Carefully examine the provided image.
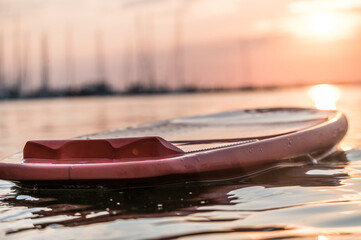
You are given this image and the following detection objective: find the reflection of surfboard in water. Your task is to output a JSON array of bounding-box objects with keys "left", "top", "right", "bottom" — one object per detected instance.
[{"left": 0, "top": 108, "right": 348, "bottom": 187}]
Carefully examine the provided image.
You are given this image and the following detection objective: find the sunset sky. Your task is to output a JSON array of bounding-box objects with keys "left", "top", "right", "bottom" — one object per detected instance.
[{"left": 1, "top": 0, "right": 361, "bottom": 91}]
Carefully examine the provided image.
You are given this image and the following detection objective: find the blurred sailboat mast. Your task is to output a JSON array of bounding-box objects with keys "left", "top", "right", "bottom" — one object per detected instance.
[
  {"left": 40, "top": 33, "right": 50, "bottom": 95},
  {"left": 94, "top": 29, "right": 107, "bottom": 84},
  {"left": 240, "top": 39, "right": 253, "bottom": 88},
  {"left": 65, "top": 24, "right": 75, "bottom": 92},
  {"left": 173, "top": 1, "right": 194, "bottom": 90},
  {"left": 134, "top": 14, "right": 144, "bottom": 88},
  {"left": 13, "top": 17, "right": 22, "bottom": 95},
  {"left": 174, "top": 7, "right": 185, "bottom": 89},
  {"left": 122, "top": 34, "right": 135, "bottom": 90},
  {"left": 134, "top": 14, "right": 156, "bottom": 90},
  {"left": 22, "top": 32, "right": 30, "bottom": 95},
  {"left": 0, "top": 32, "right": 4, "bottom": 95},
  {"left": 145, "top": 15, "right": 156, "bottom": 89}
]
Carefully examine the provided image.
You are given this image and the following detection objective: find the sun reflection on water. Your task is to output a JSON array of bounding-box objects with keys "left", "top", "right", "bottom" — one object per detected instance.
[
  {"left": 341, "top": 145, "right": 352, "bottom": 152},
  {"left": 318, "top": 235, "right": 329, "bottom": 240},
  {"left": 309, "top": 84, "right": 340, "bottom": 110}
]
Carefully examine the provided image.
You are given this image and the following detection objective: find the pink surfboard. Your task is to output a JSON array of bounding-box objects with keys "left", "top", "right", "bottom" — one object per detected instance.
[{"left": 0, "top": 108, "right": 348, "bottom": 187}]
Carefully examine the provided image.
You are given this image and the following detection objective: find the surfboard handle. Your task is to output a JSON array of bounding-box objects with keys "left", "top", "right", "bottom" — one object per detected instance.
[{"left": 23, "top": 137, "right": 184, "bottom": 161}]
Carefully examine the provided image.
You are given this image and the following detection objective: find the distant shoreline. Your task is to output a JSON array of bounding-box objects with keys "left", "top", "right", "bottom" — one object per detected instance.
[{"left": 0, "top": 82, "right": 358, "bottom": 101}]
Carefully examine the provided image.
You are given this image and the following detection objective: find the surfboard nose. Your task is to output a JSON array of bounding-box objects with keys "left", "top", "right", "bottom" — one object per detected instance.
[{"left": 23, "top": 137, "right": 184, "bottom": 162}]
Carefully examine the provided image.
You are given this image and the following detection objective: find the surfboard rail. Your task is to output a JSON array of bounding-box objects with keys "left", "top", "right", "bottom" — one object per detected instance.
[{"left": 0, "top": 108, "right": 348, "bottom": 186}]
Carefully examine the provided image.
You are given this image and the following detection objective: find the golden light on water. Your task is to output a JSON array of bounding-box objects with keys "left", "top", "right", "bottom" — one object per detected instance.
[
  {"left": 309, "top": 84, "right": 340, "bottom": 110},
  {"left": 341, "top": 145, "right": 352, "bottom": 152},
  {"left": 318, "top": 235, "right": 329, "bottom": 240}
]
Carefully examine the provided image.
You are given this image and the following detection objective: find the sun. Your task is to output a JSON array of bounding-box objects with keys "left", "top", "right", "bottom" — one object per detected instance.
[
  {"left": 287, "top": 11, "right": 355, "bottom": 40},
  {"left": 309, "top": 12, "right": 337, "bottom": 35},
  {"left": 304, "top": 12, "right": 343, "bottom": 39}
]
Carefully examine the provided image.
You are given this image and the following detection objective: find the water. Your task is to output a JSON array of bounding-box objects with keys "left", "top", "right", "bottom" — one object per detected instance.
[{"left": 1, "top": 85, "right": 361, "bottom": 239}]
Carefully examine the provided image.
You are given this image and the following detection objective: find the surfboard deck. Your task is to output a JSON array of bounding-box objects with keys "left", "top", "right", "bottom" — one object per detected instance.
[{"left": 0, "top": 108, "right": 348, "bottom": 188}]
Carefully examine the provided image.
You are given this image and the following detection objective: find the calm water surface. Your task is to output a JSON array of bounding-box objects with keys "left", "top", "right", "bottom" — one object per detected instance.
[{"left": 1, "top": 85, "right": 361, "bottom": 239}]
